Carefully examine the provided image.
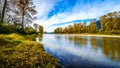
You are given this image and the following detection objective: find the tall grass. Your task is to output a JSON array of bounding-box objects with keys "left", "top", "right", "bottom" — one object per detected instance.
[{"left": 0, "top": 34, "right": 60, "bottom": 68}]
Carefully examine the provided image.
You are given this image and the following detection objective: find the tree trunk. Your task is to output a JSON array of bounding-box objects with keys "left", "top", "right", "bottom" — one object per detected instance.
[
  {"left": 1, "top": 0, "right": 7, "bottom": 24},
  {"left": 21, "top": 8, "right": 25, "bottom": 30},
  {"left": 22, "top": 14, "right": 24, "bottom": 29}
]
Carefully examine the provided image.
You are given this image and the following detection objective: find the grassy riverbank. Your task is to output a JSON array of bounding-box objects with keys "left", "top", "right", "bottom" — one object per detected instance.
[{"left": 0, "top": 33, "right": 60, "bottom": 68}]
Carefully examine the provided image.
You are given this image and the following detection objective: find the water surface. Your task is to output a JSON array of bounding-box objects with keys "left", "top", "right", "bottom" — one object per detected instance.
[{"left": 41, "top": 34, "right": 120, "bottom": 68}]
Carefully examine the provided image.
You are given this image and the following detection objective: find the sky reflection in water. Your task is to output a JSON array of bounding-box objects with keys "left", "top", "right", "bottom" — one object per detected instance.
[{"left": 41, "top": 34, "right": 120, "bottom": 68}]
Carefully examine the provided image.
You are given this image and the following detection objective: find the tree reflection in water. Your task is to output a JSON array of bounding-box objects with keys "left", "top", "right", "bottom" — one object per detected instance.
[
  {"left": 36, "top": 34, "right": 43, "bottom": 42},
  {"left": 102, "top": 37, "right": 120, "bottom": 61},
  {"left": 63, "top": 35, "right": 120, "bottom": 62}
]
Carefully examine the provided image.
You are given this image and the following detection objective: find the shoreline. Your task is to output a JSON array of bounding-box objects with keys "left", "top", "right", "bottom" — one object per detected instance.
[{"left": 57, "top": 34, "right": 120, "bottom": 38}]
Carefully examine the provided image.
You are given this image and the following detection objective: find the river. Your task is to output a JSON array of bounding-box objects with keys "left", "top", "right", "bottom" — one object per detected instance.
[{"left": 40, "top": 34, "right": 120, "bottom": 68}]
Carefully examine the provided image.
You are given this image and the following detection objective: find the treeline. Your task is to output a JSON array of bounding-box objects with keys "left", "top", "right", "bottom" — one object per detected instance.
[
  {"left": 54, "top": 11, "right": 120, "bottom": 34},
  {"left": 0, "top": 0, "right": 43, "bottom": 34}
]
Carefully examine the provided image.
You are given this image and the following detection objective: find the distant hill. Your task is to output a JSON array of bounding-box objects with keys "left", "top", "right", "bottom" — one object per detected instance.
[
  {"left": 96, "top": 20, "right": 101, "bottom": 30},
  {"left": 44, "top": 32, "right": 54, "bottom": 34}
]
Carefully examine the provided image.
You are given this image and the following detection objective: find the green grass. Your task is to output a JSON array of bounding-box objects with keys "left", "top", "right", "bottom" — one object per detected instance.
[{"left": 0, "top": 33, "right": 60, "bottom": 68}]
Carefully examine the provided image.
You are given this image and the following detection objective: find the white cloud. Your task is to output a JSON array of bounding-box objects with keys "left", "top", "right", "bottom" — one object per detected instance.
[
  {"left": 33, "top": 0, "right": 120, "bottom": 32},
  {"left": 33, "top": 0, "right": 60, "bottom": 18}
]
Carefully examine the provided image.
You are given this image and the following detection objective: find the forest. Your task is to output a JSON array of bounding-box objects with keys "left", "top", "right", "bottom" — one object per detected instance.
[{"left": 54, "top": 11, "right": 120, "bottom": 34}]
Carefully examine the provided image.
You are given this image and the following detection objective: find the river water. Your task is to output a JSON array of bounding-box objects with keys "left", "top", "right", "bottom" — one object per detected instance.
[{"left": 40, "top": 34, "right": 120, "bottom": 68}]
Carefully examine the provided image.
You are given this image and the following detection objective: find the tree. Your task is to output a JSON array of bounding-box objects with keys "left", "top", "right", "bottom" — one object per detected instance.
[
  {"left": 0, "top": 0, "right": 7, "bottom": 24},
  {"left": 100, "top": 15, "right": 107, "bottom": 31},
  {"left": 17, "top": 0, "right": 37, "bottom": 29},
  {"left": 63, "top": 27, "right": 68, "bottom": 33},
  {"left": 113, "top": 12, "right": 120, "bottom": 30},
  {"left": 89, "top": 22, "right": 97, "bottom": 33},
  {"left": 81, "top": 22, "right": 87, "bottom": 33},
  {"left": 54, "top": 27, "right": 63, "bottom": 34},
  {"left": 68, "top": 25, "right": 74, "bottom": 34},
  {"left": 33, "top": 23, "right": 39, "bottom": 32},
  {"left": 39, "top": 25, "right": 43, "bottom": 34}
]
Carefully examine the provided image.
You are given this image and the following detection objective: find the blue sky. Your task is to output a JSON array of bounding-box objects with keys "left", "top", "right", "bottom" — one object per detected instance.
[{"left": 33, "top": 0, "right": 120, "bottom": 32}]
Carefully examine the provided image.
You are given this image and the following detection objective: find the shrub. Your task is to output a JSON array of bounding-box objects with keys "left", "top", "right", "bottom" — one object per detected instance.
[
  {"left": 0, "top": 24, "right": 36, "bottom": 35},
  {"left": 0, "top": 24, "right": 14, "bottom": 34}
]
